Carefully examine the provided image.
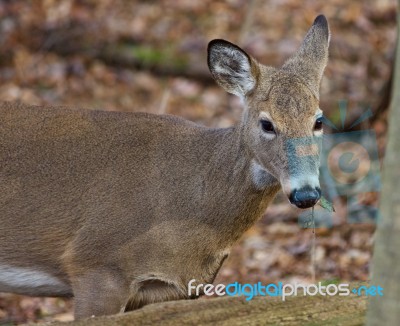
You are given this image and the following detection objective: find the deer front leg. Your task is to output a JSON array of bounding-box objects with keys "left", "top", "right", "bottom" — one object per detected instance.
[
  {"left": 71, "top": 268, "right": 129, "bottom": 319},
  {"left": 125, "top": 274, "right": 188, "bottom": 311}
]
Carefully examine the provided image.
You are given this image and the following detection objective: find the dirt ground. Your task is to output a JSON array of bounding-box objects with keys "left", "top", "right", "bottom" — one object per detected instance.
[{"left": 0, "top": 0, "right": 397, "bottom": 323}]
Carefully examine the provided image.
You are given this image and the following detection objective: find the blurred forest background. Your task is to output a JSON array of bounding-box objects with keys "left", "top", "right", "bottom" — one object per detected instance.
[{"left": 0, "top": 0, "right": 398, "bottom": 324}]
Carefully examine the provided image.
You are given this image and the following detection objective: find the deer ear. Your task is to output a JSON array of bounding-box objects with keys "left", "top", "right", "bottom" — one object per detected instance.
[
  {"left": 208, "top": 39, "right": 259, "bottom": 98},
  {"left": 282, "top": 15, "right": 330, "bottom": 98}
]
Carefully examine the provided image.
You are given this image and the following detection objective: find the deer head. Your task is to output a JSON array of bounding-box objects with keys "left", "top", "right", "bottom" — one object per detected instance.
[{"left": 207, "top": 15, "right": 330, "bottom": 208}]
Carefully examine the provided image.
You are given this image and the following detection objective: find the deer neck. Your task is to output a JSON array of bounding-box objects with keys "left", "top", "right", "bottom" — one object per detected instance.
[{"left": 198, "top": 125, "right": 281, "bottom": 245}]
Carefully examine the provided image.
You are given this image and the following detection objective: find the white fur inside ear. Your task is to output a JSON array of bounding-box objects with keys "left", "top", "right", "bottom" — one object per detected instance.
[{"left": 209, "top": 44, "right": 255, "bottom": 97}]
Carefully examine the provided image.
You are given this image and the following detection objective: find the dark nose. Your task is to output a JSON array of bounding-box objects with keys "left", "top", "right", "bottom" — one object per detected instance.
[{"left": 289, "top": 187, "right": 321, "bottom": 209}]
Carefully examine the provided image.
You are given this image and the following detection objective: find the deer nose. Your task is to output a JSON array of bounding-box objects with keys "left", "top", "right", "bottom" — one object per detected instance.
[{"left": 289, "top": 187, "right": 321, "bottom": 209}]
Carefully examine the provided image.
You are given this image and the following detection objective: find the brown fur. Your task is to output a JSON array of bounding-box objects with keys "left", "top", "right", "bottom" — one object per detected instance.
[{"left": 0, "top": 15, "right": 329, "bottom": 319}]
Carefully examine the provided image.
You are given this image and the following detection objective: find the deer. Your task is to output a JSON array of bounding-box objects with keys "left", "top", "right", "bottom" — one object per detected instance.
[{"left": 0, "top": 15, "right": 330, "bottom": 319}]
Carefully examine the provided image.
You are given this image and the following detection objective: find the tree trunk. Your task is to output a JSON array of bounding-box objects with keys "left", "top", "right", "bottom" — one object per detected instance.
[
  {"left": 48, "top": 292, "right": 366, "bottom": 326},
  {"left": 367, "top": 1, "right": 400, "bottom": 325}
]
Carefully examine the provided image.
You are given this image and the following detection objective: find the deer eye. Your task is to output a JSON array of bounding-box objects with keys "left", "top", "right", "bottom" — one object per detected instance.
[
  {"left": 260, "top": 120, "right": 275, "bottom": 133},
  {"left": 314, "top": 117, "right": 323, "bottom": 131}
]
